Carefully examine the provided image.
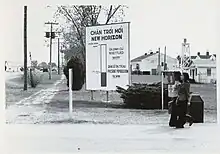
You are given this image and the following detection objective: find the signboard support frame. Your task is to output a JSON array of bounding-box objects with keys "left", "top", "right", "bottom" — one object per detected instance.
[
  {"left": 91, "top": 90, "right": 94, "bottom": 100},
  {"left": 106, "top": 91, "right": 109, "bottom": 102}
]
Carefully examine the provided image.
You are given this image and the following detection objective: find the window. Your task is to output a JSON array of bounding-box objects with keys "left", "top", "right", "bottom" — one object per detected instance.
[
  {"left": 151, "top": 69, "right": 157, "bottom": 75},
  {"left": 207, "top": 68, "right": 211, "bottom": 76}
]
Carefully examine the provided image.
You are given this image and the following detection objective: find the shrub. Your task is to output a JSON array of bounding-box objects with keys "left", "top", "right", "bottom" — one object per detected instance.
[
  {"left": 63, "top": 56, "right": 85, "bottom": 91},
  {"left": 116, "top": 82, "right": 168, "bottom": 109}
]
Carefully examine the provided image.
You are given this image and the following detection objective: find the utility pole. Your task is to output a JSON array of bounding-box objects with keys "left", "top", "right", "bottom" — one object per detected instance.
[
  {"left": 158, "top": 48, "right": 160, "bottom": 66},
  {"left": 23, "top": 6, "right": 28, "bottom": 91},
  {"left": 157, "top": 47, "right": 161, "bottom": 75},
  {"left": 45, "top": 22, "right": 58, "bottom": 80},
  {"left": 164, "top": 46, "right": 167, "bottom": 70},
  {"left": 58, "top": 38, "right": 60, "bottom": 75}
]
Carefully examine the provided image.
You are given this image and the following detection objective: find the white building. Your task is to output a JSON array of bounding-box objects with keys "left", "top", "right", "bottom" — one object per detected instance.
[
  {"left": 190, "top": 52, "right": 216, "bottom": 83},
  {"left": 5, "top": 61, "right": 24, "bottom": 72},
  {"left": 131, "top": 52, "right": 178, "bottom": 75}
]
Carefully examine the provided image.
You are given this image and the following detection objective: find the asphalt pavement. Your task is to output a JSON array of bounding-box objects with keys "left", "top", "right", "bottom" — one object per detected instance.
[{"left": 3, "top": 123, "right": 220, "bottom": 153}]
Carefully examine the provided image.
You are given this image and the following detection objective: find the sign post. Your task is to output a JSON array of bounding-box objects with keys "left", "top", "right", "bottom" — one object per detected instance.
[
  {"left": 69, "top": 69, "right": 73, "bottom": 115},
  {"left": 161, "top": 72, "right": 164, "bottom": 110},
  {"left": 85, "top": 22, "right": 130, "bottom": 92},
  {"left": 90, "top": 90, "right": 94, "bottom": 100}
]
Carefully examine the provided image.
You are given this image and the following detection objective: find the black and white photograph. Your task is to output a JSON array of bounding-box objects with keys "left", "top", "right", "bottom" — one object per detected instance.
[{"left": 2, "top": 0, "right": 220, "bottom": 153}]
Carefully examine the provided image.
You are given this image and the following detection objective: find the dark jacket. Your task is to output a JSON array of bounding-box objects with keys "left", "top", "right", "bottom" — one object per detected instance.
[{"left": 178, "top": 81, "right": 190, "bottom": 101}]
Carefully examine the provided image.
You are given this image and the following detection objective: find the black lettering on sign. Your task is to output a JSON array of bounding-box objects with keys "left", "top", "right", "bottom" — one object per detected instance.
[
  {"left": 108, "top": 65, "right": 113, "bottom": 68},
  {"left": 115, "top": 28, "right": 123, "bottom": 34},
  {"left": 108, "top": 70, "right": 116, "bottom": 73},
  {"left": 109, "top": 51, "right": 124, "bottom": 55},
  {"left": 113, "top": 75, "right": 120, "bottom": 78},
  {"left": 116, "top": 69, "right": 128, "bottom": 73},
  {"left": 91, "top": 36, "right": 100, "bottom": 41},
  {"left": 112, "top": 56, "right": 120, "bottom": 60},
  {"left": 119, "top": 65, "right": 126, "bottom": 68},
  {"left": 90, "top": 30, "right": 102, "bottom": 35},
  {"left": 108, "top": 69, "right": 128, "bottom": 73},
  {"left": 108, "top": 65, "right": 126, "bottom": 68},
  {"left": 101, "top": 34, "right": 122, "bottom": 41},
  {"left": 104, "top": 29, "right": 113, "bottom": 34}
]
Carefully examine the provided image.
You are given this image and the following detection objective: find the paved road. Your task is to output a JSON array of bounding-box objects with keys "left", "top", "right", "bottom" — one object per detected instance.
[{"left": 4, "top": 124, "right": 220, "bottom": 153}]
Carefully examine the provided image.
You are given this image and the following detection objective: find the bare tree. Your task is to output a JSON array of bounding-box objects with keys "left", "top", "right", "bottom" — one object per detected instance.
[{"left": 53, "top": 5, "right": 128, "bottom": 63}]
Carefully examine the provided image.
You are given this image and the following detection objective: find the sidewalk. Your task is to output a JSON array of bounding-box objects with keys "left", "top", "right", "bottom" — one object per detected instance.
[
  {"left": 5, "top": 73, "right": 63, "bottom": 107},
  {"left": 4, "top": 123, "right": 220, "bottom": 153},
  {"left": 6, "top": 75, "right": 65, "bottom": 123}
]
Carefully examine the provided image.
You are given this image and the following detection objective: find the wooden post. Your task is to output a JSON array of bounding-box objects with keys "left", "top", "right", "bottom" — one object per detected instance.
[
  {"left": 106, "top": 91, "right": 109, "bottom": 102},
  {"left": 161, "top": 72, "right": 164, "bottom": 110},
  {"left": 23, "top": 6, "right": 28, "bottom": 91},
  {"left": 91, "top": 90, "right": 94, "bottom": 100}
]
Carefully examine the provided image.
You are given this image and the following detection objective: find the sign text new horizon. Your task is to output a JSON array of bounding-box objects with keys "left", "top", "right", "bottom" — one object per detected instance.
[{"left": 90, "top": 27, "right": 124, "bottom": 41}]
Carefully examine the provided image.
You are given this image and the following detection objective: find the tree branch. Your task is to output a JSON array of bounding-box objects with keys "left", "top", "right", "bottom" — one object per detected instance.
[
  {"left": 94, "top": 6, "right": 101, "bottom": 25},
  {"left": 74, "top": 5, "right": 94, "bottom": 26},
  {"left": 57, "top": 6, "right": 72, "bottom": 23},
  {"left": 73, "top": 6, "right": 88, "bottom": 27},
  {"left": 91, "top": 6, "right": 94, "bottom": 25},
  {"left": 105, "top": 5, "right": 113, "bottom": 24},
  {"left": 105, "top": 5, "right": 121, "bottom": 24}
]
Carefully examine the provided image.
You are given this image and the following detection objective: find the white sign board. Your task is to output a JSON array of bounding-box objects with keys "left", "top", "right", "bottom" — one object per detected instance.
[{"left": 86, "top": 22, "right": 130, "bottom": 91}]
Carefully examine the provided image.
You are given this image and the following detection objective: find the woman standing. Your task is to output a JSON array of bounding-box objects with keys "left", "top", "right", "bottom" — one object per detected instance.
[
  {"left": 175, "top": 73, "right": 193, "bottom": 128},
  {"left": 169, "top": 72, "right": 181, "bottom": 127}
]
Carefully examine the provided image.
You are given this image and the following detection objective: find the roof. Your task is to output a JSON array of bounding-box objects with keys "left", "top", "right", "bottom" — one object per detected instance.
[
  {"left": 131, "top": 53, "right": 157, "bottom": 62},
  {"left": 191, "top": 54, "right": 216, "bottom": 59}
]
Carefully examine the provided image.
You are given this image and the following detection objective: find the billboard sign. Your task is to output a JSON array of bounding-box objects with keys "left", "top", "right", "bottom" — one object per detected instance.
[{"left": 86, "top": 22, "right": 130, "bottom": 91}]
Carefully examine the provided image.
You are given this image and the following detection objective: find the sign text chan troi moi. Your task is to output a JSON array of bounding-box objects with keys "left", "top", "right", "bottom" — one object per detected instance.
[{"left": 86, "top": 22, "right": 130, "bottom": 91}]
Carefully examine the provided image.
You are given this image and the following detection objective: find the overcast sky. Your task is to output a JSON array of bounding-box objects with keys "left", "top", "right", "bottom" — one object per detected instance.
[{"left": 2, "top": 0, "right": 219, "bottom": 65}]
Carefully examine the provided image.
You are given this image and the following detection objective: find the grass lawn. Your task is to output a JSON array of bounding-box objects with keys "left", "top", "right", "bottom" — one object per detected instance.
[
  {"left": 5, "top": 75, "right": 217, "bottom": 124},
  {"left": 43, "top": 80, "right": 216, "bottom": 124},
  {"left": 190, "top": 84, "right": 217, "bottom": 110}
]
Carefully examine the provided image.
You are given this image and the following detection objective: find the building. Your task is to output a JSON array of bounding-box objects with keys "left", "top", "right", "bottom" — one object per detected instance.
[
  {"left": 5, "top": 61, "right": 23, "bottom": 72},
  {"left": 131, "top": 52, "right": 178, "bottom": 75},
  {"left": 190, "top": 51, "right": 216, "bottom": 83}
]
